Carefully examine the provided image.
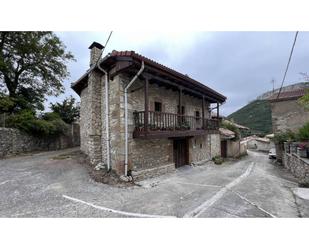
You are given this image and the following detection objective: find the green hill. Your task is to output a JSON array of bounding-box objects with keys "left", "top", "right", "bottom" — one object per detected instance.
[{"left": 228, "top": 100, "right": 272, "bottom": 136}]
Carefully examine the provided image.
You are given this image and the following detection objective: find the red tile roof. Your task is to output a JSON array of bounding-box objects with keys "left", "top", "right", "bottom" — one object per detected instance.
[
  {"left": 108, "top": 50, "right": 226, "bottom": 101},
  {"left": 269, "top": 89, "right": 307, "bottom": 102},
  {"left": 72, "top": 49, "right": 226, "bottom": 103}
]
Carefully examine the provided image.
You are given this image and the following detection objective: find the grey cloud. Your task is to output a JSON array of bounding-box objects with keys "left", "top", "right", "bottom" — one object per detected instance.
[{"left": 50, "top": 32, "right": 309, "bottom": 116}]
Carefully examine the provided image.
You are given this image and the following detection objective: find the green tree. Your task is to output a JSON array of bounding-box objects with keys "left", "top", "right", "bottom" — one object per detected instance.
[
  {"left": 298, "top": 89, "right": 309, "bottom": 110},
  {"left": 297, "top": 73, "right": 309, "bottom": 110},
  {"left": 50, "top": 96, "right": 80, "bottom": 124},
  {"left": 0, "top": 32, "right": 74, "bottom": 113}
]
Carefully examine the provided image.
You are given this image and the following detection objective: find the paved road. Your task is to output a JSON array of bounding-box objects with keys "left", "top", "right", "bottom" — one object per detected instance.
[{"left": 0, "top": 148, "right": 308, "bottom": 217}]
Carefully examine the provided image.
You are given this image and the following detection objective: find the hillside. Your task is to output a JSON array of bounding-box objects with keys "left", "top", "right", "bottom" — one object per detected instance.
[{"left": 228, "top": 100, "right": 272, "bottom": 135}]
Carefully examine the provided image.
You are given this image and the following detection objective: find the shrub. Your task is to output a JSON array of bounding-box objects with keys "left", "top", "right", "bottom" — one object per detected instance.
[
  {"left": 212, "top": 156, "right": 224, "bottom": 165},
  {"left": 273, "top": 130, "right": 296, "bottom": 144},
  {"left": 297, "top": 122, "right": 309, "bottom": 141},
  {"left": 6, "top": 110, "right": 68, "bottom": 137},
  {"left": 220, "top": 120, "right": 240, "bottom": 140}
]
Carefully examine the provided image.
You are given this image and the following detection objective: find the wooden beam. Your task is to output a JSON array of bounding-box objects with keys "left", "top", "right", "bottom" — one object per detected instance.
[
  {"left": 142, "top": 68, "right": 225, "bottom": 102},
  {"left": 217, "top": 102, "right": 219, "bottom": 118},
  {"left": 202, "top": 96, "right": 205, "bottom": 128},
  {"left": 144, "top": 78, "right": 149, "bottom": 135},
  {"left": 144, "top": 72, "right": 219, "bottom": 103},
  {"left": 178, "top": 87, "right": 183, "bottom": 115}
]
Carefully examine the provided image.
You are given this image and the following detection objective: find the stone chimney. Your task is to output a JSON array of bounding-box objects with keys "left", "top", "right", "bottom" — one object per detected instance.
[{"left": 88, "top": 42, "right": 104, "bottom": 67}]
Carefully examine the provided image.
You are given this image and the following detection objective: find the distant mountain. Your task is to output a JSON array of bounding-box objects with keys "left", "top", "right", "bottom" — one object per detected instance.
[
  {"left": 228, "top": 82, "right": 309, "bottom": 136},
  {"left": 228, "top": 100, "right": 272, "bottom": 136}
]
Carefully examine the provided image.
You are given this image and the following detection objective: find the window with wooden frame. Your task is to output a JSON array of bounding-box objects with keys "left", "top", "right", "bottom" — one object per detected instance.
[
  {"left": 195, "top": 110, "right": 200, "bottom": 120},
  {"left": 154, "top": 101, "right": 162, "bottom": 112}
]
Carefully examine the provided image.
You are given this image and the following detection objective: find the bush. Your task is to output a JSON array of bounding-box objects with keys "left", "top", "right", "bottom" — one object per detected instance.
[
  {"left": 273, "top": 130, "right": 296, "bottom": 144},
  {"left": 6, "top": 110, "right": 68, "bottom": 137},
  {"left": 212, "top": 156, "right": 224, "bottom": 165},
  {"left": 297, "top": 122, "right": 309, "bottom": 141},
  {"left": 220, "top": 120, "right": 240, "bottom": 140}
]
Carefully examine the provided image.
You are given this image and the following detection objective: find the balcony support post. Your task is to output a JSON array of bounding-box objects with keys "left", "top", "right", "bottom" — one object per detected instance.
[
  {"left": 202, "top": 96, "right": 205, "bottom": 129},
  {"left": 144, "top": 77, "right": 149, "bottom": 135},
  {"left": 178, "top": 87, "right": 183, "bottom": 127}
]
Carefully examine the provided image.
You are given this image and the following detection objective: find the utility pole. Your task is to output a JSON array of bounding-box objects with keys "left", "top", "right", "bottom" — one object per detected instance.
[{"left": 270, "top": 78, "right": 275, "bottom": 94}]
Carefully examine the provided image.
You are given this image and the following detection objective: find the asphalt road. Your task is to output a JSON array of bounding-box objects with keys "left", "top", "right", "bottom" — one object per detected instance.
[{"left": 0, "top": 148, "right": 308, "bottom": 217}]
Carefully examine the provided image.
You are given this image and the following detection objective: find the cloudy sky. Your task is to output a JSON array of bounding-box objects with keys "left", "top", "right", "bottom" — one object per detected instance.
[{"left": 53, "top": 31, "right": 309, "bottom": 116}]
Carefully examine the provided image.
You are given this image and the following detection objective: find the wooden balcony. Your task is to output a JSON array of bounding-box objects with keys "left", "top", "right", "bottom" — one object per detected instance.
[{"left": 133, "top": 111, "right": 219, "bottom": 139}]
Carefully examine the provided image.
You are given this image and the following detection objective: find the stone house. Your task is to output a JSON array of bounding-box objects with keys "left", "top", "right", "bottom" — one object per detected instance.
[
  {"left": 269, "top": 89, "right": 309, "bottom": 133},
  {"left": 269, "top": 88, "right": 309, "bottom": 162},
  {"left": 219, "top": 128, "right": 247, "bottom": 158},
  {"left": 72, "top": 42, "right": 226, "bottom": 180}
]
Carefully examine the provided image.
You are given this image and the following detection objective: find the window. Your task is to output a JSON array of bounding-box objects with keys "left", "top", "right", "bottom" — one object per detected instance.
[
  {"left": 154, "top": 102, "right": 162, "bottom": 112},
  {"left": 177, "top": 105, "right": 185, "bottom": 114},
  {"left": 195, "top": 111, "right": 200, "bottom": 119}
]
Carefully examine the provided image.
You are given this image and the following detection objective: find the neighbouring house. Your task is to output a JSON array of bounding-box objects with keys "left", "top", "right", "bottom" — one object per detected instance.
[
  {"left": 223, "top": 119, "right": 251, "bottom": 137},
  {"left": 269, "top": 89, "right": 309, "bottom": 161},
  {"left": 71, "top": 42, "right": 226, "bottom": 180},
  {"left": 244, "top": 135, "right": 273, "bottom": 152},
  {"left": 269, "top": 89, "right": 309, "bottom": 133},
  {"left": 219, "top": 127, "right": 247, "bottom": 158}
]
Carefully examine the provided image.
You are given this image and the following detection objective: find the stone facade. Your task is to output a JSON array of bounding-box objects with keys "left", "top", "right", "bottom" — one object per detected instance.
[
  {"left": 0, "top": 125, "right": 80, "bottom": 158},
  {"left": 270, "top": 99, "right": 309, "bottom": 133},
  {"left": 79, "top": 69, "right": 222, "bottom": 179},
  {"left": 283, "top": 152, "right": 309, "bottom": 184},
  {"left": 76, "top": 44, "right": 224, "bottom": 180},
  {"left": 79, "top": 69, "right": 106, "bottom": 165}
]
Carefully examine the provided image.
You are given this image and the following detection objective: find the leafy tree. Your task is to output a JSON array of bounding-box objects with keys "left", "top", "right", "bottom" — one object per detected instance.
[
  {"left": 50, "top": 96, "right": 80, "bottom": 124},
  {"left": 298, "top": 89, "right": 309, "bottom": 110},
  {"left": 297, "top": 73, "right": 309, "bottom": 110},
  {"left": 6, "top": 109, "right": 68, "bottom": 137},
  {"left": 0, "top": 32, "right": 74, "bottom": 113},
  {"left": 220, "top": 120, "right": 240, "bottom": 140}
]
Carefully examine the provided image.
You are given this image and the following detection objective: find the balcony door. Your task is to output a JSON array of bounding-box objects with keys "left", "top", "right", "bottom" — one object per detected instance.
[{"left": 173, "top": 138, "right": 189, "bottom": 168}]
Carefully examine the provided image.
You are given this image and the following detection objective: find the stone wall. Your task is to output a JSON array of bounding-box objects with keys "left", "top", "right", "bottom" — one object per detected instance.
[
  {"left": 270, "top": 99, "right": 309, "bottom": 133},
  {"left": 79, "top": 70, "right": 221, "bottom": 179},
  {"left": 209, "top": 133, "right": 221, "bottom": 158},
  {"left": 189, "top": 135, "right": 210, "bottom": 164},
  {"left": 0, "top": 125, "right": 80, "bottom": 158},
  {"left": 283, "top": 152, "right": 309, "bottom": 184},
  {"left": 79, "top": 69, "right": 106, "bottom": 166}
]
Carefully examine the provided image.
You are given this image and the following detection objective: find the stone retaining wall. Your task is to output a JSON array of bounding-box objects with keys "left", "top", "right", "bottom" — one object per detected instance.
[
  {"left": 0, "top": 125, "right": 80, "bottom": 158},
  {"left": 283, "top": 152, "right": 309, "bottom": 184}
]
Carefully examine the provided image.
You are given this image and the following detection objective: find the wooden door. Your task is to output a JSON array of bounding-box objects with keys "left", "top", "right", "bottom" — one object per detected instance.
[
  {"left": 173, "top": 139, "right": 189, "bottom": 168},
  {"left": 221, "top": 140, "right": 227, "bottom": 158}
]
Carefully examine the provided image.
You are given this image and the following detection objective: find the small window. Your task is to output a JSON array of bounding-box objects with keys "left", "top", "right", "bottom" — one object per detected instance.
[
  {"left": 200, "top": 143, "right": 203, "bottom": 149},
  {"left": 195, "top": 111, "right": 200, "bottom": 119},
  {"left": 154, "top": 102, "right": 162, "bottom": 112}
]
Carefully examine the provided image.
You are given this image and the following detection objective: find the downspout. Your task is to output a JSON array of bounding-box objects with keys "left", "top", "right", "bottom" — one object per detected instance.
[
  {"left": 124, "top": 61, "right": 145, "bottom": 176},
  {"left": 97, "top": 62, "right": 111, "bottom": 171}
]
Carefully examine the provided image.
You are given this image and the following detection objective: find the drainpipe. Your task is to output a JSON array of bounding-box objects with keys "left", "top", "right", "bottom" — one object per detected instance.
[
  {"left": 97, "top": 62, "right": 111, "bottom": 171},
  {"left": 124, "top": 61, "right": 145, "bottom": 176}
]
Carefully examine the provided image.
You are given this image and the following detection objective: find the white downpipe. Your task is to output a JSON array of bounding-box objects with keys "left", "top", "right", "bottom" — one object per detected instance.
[
  {"left": 97, "top": 63, "right": 111, "bottom": 171},
  {"left": 124, "top": 61, "right": 145, "bottom": 176}
]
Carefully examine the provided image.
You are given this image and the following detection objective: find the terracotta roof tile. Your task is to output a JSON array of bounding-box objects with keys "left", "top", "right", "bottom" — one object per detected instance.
[{"left": 269, "top": 88, "right": 307, "bottom": 101}]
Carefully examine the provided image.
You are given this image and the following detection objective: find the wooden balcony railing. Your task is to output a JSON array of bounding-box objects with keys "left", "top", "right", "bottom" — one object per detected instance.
[{"left": 133, "top": 111, "right": 219, "bottom": 138}]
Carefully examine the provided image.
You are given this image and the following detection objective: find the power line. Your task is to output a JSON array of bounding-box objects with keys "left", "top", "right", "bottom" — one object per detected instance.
[
  {"left": 95, "top": 31, "right": 113, "bottom": 66},
  {"left": 101, "top": 31, "right": 113, "bottom": 56},
  {"left": 276, "top": 31, "right": 299, "bottom": 99}
]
